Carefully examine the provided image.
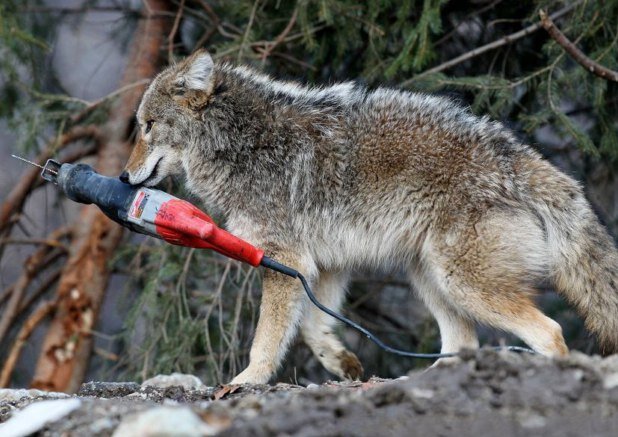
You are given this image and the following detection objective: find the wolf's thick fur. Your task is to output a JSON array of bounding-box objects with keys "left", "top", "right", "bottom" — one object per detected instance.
[{"left": 124, "top": 50, "right": 618, "bottom": 384}]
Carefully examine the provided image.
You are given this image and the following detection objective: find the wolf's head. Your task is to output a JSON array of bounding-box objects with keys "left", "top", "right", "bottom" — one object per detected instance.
[{"left": 120, "top": 49, "right": 216, "bottom": 186}]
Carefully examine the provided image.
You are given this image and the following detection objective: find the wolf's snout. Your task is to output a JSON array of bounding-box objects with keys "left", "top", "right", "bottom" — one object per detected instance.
[{"left": 119, "top": 171, "right": 129, "bottom": 183}]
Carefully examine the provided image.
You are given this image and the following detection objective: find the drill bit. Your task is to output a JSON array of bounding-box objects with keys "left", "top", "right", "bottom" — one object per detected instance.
[{"left": 11, "top": 154, "right": 58, "bottom": 174}]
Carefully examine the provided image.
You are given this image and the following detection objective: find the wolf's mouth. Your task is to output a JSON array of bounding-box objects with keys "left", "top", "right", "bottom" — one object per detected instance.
[{"left": 141, "top": 157, "right": 162, "bottom": 186}]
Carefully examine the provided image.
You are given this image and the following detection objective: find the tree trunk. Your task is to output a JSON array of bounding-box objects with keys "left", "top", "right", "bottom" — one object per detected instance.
[{"left": 30, "top": 0, "right": 174, "bottom": 393}]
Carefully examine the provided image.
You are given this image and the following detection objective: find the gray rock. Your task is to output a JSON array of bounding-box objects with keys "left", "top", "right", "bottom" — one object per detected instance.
[
  {"left": 141, "top": 373, "right": 206, "bottom": 390},
  {"left": 0, "top": 389, "right": 70, "bottom": 403},
  {"left": 79, "top": 381, "right": 140, "bottom": 398},
  {"left": 112, "top": 406, "right": 221, "bottom": 437}
]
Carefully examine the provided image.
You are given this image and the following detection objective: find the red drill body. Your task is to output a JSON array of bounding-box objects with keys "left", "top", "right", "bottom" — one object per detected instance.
[{"left": 129, "top": 189, "right": 264, "bottom": 266}]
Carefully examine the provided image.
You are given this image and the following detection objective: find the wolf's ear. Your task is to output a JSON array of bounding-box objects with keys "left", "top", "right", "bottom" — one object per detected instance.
[{"left": 172, "top": 49, "right": 215, "bottom": 111}]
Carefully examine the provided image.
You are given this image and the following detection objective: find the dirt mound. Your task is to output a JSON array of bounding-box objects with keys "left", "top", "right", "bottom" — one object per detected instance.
[{"left": 2, "top": 349, "right": 618, "bottom": 436}]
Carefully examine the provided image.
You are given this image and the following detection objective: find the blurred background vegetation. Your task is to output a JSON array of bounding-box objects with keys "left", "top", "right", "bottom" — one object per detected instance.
[{"left": 0, "top": 0, "right": 616, "bottom": 390}]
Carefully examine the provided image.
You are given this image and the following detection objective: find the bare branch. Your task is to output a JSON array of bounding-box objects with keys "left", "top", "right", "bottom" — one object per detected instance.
[
  {"left": 215, "top": 24, "right": 328, "bottom": 59},
  {"left": 402, "top": 1, "right": 582, "bottom": 86},
  {"left": 0, "top": 227, "right": 69, "bottom": 341},
  {"left": 193, "top": 0, "right": 220, "bottom": 48},
  {"left": 195, "top": 0, "right": 219, "bottom": 22},
  {"left": 18, "top": 6, "right": 139, "bottom": 14},
  {"left": 93, "top": 347, "right": 119, "bottom": 362},
  {"left": 0, "top": 237, "right": 68, "bottom": 251},
  {"left": 0, "top": 285, "right": 15, "bottom": 307},
  {"left": 70, "top": 80, "right": 151, "bottom": 125},
  {"left": 0, "top": 301, "right": 55, "bottom": 387},
  {"left": 257, "top": 50, "right": 316, "bottom": 71},
  {"left": 0, "top": 125, "right": 101, "bottom": 234},
  {"left": 19, "top": 268, "right": 62, "bottom": 314},
  {"left": 26, "top": 140, "right": 100, "bottom": 198},
  {"left": 168, "top": 0, "right": 185, "bottom": 62},
  {"left": 260, "top": 7, "right": 298, "bottom": 62},
  {"left": 539, "top": 10, "right": 618, "bottom": 83},
  {"left": 435, "top": 0, "right": 504, "bottom": 47},
  {"left": 193, "top": 0, "right": 221, "bottom": 49},
  {"left": 0, "top": 251, "right": 64, "bottom": 309}
]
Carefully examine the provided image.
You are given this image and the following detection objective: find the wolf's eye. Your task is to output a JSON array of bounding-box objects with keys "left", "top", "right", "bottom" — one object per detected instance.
[{"left": 145, "top": 120, "right": 154, "bottom": 134}]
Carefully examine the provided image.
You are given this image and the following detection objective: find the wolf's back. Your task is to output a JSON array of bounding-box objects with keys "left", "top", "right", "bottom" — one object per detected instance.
[{"left": 521, "top": 154, "right": 618, "bottom": 352}]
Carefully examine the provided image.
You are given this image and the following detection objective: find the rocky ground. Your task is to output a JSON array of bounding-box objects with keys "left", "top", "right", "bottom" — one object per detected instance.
[{"left": 1, "top": 349, "right": 618, "bottom": 436}]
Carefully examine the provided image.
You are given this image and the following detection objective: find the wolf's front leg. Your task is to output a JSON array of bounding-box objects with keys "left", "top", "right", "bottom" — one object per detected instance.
[
  {"left": 230, "top": 252, "right": 312, "bottom": 385},
  {"left": 301, "top": 271, "right": 363, "bottom": 380}
]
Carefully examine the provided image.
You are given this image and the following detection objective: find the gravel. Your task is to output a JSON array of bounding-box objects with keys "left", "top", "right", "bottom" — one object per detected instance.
[{"left": 1, "top": 349, "right": 618, "bottom": 436}]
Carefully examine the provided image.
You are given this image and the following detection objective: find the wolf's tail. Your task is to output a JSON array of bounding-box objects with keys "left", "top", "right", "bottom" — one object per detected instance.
[{"left": 522, "top": 154, "right": 618, "bottom": 353}]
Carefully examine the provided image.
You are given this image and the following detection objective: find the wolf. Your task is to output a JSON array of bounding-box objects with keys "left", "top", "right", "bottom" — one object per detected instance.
[{"left": 120, "top": 49, "right": 618, "bottom": 384}]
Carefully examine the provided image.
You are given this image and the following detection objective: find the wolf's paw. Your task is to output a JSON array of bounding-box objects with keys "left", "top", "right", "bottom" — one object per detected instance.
[
  {"left": 337, "top": 350, "right": 364, "bottom": 380},
  {"left": 429, "top": 356, "right": 463, "bottom": 369},
  {"left": 229, "top": 366, "right": 271, "bottom": 385}
]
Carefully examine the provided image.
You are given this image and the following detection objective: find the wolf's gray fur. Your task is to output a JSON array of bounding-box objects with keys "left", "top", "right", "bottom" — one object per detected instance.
[{"left": 123, "top": 50, "right": 618, "bottom": 384}]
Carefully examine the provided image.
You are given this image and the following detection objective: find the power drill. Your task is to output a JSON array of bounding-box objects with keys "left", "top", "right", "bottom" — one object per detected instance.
[{"left": 38, "top": 159, "right": 268, "bottom": 267}]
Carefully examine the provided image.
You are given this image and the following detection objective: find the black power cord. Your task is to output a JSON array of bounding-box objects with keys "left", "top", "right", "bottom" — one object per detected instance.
[{"left": 261, "top": 256, "right": 536, "bottom": 359}]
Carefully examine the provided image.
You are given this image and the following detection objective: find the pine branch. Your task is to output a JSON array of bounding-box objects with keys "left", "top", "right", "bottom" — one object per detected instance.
[
  {"left": 402, "top": 1, "right": 582, "bottom": 86},
  {"left": 236, "top": 0, "right": 260, "bottom": 63},
  {"left": 539, "top": 10, "right": 618, "bottom": 83}
]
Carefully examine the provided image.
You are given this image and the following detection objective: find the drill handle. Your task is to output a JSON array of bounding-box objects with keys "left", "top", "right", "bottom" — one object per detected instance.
[{"left": 153, "top": 199, "right": 265, "bottom": 266}]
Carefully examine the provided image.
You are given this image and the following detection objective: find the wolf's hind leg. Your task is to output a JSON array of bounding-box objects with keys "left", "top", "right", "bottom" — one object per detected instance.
[
  {"left": 455, "top": 287, "right": 568, "bottom": 356},
  {"left": 430, "top": 211, "right": 568, "bottom": 357},
  {"left": 410, "top": 270, "right": 479, "bottom": 366},
  {"left": 230, "top": 251, "right": 310, "bottom": 385},
  {"left": 423, "top": 293, "right": 479, "bottom": 356},
  {"left": 301, "top": 271, "right": 363, "bottom": 380}
]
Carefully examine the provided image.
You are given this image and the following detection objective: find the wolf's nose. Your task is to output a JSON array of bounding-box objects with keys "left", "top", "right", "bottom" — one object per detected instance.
[{"left": 119, "top": 171, "right": 129, "bottom": 183}]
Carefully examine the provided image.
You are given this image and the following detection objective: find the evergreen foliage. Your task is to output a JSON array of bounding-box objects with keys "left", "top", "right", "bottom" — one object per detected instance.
[{"left": 112, "top": 243, "right": 259, "bottom": 382}]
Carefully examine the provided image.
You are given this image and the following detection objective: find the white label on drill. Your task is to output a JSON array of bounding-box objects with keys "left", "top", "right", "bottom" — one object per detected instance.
[
  {"left": 126, "top": 188, "right": 175, "bottom": 236},
  {"left": 129, "top": 190, "right": 149, "bottom": 220}
]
